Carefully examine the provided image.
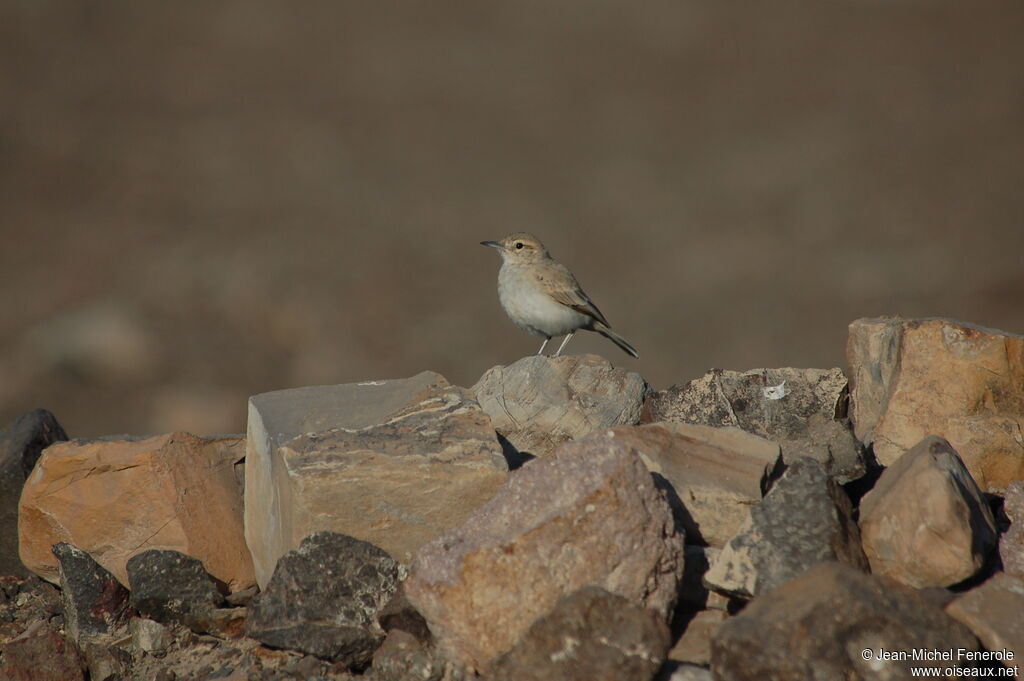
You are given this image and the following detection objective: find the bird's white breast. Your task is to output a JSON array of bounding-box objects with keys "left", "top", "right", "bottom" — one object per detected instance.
[{"left": 497, "top": 264, "right": 588, "bottom": 337}]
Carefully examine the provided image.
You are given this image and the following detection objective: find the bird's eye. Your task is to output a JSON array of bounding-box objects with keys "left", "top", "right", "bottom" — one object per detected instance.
[{"left": 515, "top": 242, "right": 524, "bottom": 249}]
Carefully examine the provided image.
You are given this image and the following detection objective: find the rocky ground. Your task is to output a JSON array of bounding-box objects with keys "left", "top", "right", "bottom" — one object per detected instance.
[{"left": 1, "top": 315, "right": 1023, "bottom": 681}]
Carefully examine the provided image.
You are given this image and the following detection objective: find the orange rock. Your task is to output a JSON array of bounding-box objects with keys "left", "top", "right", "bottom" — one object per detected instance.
[
  {"left": 19, "top": 433, "right": 254, "bottom": 592},
  {"left": 848, "top": 317, "right": 1024, "bottom": 492}
]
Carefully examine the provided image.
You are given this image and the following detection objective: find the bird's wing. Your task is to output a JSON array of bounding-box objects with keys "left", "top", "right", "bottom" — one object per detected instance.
[{"left": 533, "top": 263, "right": 611, "bottom": 327}]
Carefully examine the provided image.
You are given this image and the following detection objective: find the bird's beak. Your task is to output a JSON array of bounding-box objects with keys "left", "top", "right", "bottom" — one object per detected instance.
[{"left": 480, "top": 240, "right": 501, "bottom": 250}]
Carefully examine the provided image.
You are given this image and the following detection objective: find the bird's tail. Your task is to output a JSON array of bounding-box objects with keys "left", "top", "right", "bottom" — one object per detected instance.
[{"left": 595, "top": 323, "right": 639, "bottom": 359}]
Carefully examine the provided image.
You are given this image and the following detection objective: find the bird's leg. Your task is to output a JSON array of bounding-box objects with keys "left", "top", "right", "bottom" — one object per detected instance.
[
  {"left": 537, "top": 337, "right": 551, "bottom": 355},
  {"left": 554, "top": 332, "right": 575, "bottom": 357}
]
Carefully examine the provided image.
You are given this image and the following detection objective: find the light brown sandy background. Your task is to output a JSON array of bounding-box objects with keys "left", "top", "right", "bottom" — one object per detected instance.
[{"left": 2, "top": 2, "right": 1022, "bottom": 437}]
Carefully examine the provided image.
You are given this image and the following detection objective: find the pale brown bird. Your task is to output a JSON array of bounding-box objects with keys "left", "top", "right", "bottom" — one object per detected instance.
[{"left": 480, "top": 233, "right": 639, "bottom": 358}]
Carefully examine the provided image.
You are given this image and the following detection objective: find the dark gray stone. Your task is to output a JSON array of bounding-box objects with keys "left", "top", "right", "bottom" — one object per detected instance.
[
  {"left": 52, "top": 542, "right": 132, "bottom": 643},
  {"left": 126, "top": 549, "right": 224, "bottom": 630},
  {"left": 644, "top": 368, "right": 865, "bottom": 483},
  {"left": 245, "top": 531, "right": 404, "bottom": 669},
  {"left": 711, "top": 562, "right": 981, "bottom": 681},
  {"left": 705, "top": 457, "right": 868, "bottom": 599},
  {"left": 489, "top": 586, "right": 672, "bottom": 681},
  {"left": 0, "top": 409, "right": 67, "bottom": 577}
]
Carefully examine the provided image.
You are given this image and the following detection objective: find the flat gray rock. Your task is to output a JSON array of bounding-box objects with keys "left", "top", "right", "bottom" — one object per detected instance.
[{"left": 245, "top": 371, "right": 508, "bottom": 587}]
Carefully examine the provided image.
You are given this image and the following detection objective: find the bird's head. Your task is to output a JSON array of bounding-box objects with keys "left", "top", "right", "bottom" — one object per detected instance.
[{"left": 480, "top": 233, "right": 550, "bottom": 263}]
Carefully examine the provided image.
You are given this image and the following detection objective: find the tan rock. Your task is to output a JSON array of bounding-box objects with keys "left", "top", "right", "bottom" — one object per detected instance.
[
  {"left": 859, "top": 436, "right": 997, "bottom": 588},
  {"left": 19, "top": 433, "right": 253, "bottom": 591},
  {"left": 848, "top": 317, "right": 1024, "bottom": 492},
  {"left": 244, "top": 371, "right": 508, "bottom": 588},
  {"left": 596, "top": 422, "right": 783, "bottom": 547},
  {"left": 471, "top": 354, "right": 647, "bottom": 458},
  {"left": 404, "top": 432, "right": 684, "bottom": 673},
  {"left": 945, "top": 573, "right": 1024, "bottom": 667},
  {"left": 1001, "top": 481, "right": 1024, "bottom": 579},
  {"left": 668, "top": 609, "right": 727, "bottom": 667}
]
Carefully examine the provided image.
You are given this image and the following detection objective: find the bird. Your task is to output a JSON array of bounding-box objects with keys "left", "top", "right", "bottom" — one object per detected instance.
[{"left": 480, "top": 233, "right": 639, "bottom": 359}]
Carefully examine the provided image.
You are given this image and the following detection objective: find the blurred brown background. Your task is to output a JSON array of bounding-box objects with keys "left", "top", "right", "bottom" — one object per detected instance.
[{"left": 2, "top": 2, "right": 1022, "bottom": 438}]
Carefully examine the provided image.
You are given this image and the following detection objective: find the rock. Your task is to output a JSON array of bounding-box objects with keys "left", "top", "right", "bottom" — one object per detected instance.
[
  {"left": 592, "top": 422, "right": 783, "bottom": 547},
  {"left": 404, "top": 433, "right": 684, "bottom": 672},
  {"left": 116, "top": 624, "right": 272, "bottom": 681},
  {"left": 946, "top": 572, "right": 1024, "bottom": 665},
  {"left": 0, "top": 621, "right": 86, "bottom": 681},
  {"left": 1000, "top": 480, "right": 1024, "bottom": 579},
  {"left": 52, "top": 542, "right": 132, "bottom": 643},
  {"left": 711, "top": 562, "right": 981, "bottom": 681},
  {"left": 79, "top": 641, "right": 131, "bottom": 681},
  {"left": 199, "top": 606, "right": 247, "bottom": 639},
  {"left": 773, "top": 413, "right": 865, "bottom": 485},
  {"left": 377, "top": 585, "right": 432, "bottom": 645},
  {"left": 0, "top": 409, "right": 67, "bottom": 577},
  {"left": 677, "top": 545, "right": 719, "bottom": 611},
  {"left": 644, "top": 367, "right": 864, "bottom": 483},
  {"left": 224, "top": 584, "right": 259, "bottom": 607},
  {"left": 668, "top": 609, "right": 726, "bottom": 667},
  {"left": 705, "top": 457, "right": 868, "bottom": 599},
  {"left": 859, "top": 436, "right": 997, "bottom": 588},
  {"left": 472, "top": 354, "right": 647, "bottom": 458},
  {"left": 0, "top": 575, "right": 64, "bottom": 639},
  {"left": 245, "top": 531, "right": 404, "bottom": 669},
  {"left": 126, "top": 549, "right": 225, "bottom": 631},
  {"left": 244, "top": 372, "right": 507, "bottom": 587},
  {"left": 369, "top": 629, "right": 443, "bottom": 681},
  {"left": 129, "top": 617, "right": 173, "bottom": 654},
  {"left": 657, "top": 664, "right": 713, "bottom": 681},
  {"left": 847, "top": 317, "right": 1024, "bottom": 492},
  {"left": 488, "top": 586, "right": 672, "bottom": 681},
  {"left": 18, "top": 433, "right": 253, "bottom": 591}
]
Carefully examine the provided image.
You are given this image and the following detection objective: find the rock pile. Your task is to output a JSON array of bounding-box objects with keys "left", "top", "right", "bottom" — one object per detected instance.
[{"left": 0, "top": 315, "right": 1021, "bottom": 680}]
